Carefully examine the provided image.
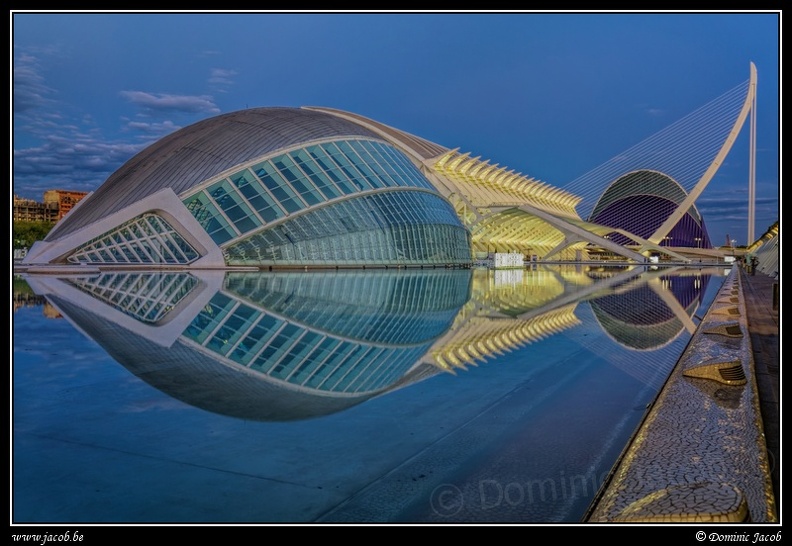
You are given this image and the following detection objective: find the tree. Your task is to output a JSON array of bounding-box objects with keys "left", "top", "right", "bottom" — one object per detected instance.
[{"left": 13, "top": 221, "right": 55, "bottom": 249}]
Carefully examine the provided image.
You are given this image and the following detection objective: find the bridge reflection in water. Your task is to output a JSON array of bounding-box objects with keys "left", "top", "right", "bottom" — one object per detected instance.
[{"left": 15, "top": 265, "right": 726, "bottom": 523}]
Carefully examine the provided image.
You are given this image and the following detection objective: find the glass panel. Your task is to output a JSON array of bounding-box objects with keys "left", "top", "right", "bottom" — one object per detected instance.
[
  {"left": 305, "top": 145, "right": 356, "bottom": 194},
  {"left": 229, "top": 314, "right": 284, "bottom": 366},
  {"left": 97, "top": 249, "right": 114, "bottom": 262},
  {"left": 231, "top": 168, "right": 285, "bottom": 223},
  {"left": 304, "top": 342, "right": 356, "bottom": 389},
  {"left": 250, "top": 323, "right": 303, "bottom": 373},
  {"left": 183, "top": 293, "right": 235, "bottom": 345},
  {"left": 290, "top": 149, "right": 341, "bottom": 200},
  {"left": 271, "top": 155, "right": 323, "bottom": 206},
  {"left": 205, "top": 304, "right": 259, "bottom": 355},
  {"left": 320, "top": 142, "right": 370, "bottom": 191},
  {"left": 319, "top": 344, "right": 370, "bottom": 391},
  {"left": 367, "top": 141, "right": 409, "bottom": 186},
  {"left": 251, "top": 161, "right": 304, "bottom": 213},
  {"left": 292, "top": 337, "right": 340, "bottom": 385},
  {"left": 269, "top": 331, "right": 322, "bottom": 380},
  {"left": 336, "top": 141, "right": 383, "bottom": 189},
  {"left": 376, "top": 142, "right": 434, "bottom": 190},
  {"left": 183, "top": 192, "right": 236, "bottom": 245},
  {"left": 351, "top": 140, "right": 398, "bottom": 187},
  {"left": 208, "top": 179, "right": 261, "bottom": 234},
  {"left": 336, "top": 347, "right": 383, "bottom": 392}
]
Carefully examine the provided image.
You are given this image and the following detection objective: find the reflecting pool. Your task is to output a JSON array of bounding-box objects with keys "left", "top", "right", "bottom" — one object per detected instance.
[{"left": 12, "top": 264, "right": 728, "bottom": 523}]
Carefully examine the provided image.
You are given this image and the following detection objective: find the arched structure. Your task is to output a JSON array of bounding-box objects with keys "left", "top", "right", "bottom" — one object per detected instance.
[
  {"left": 589, "top": 170, "right": 712, "bottom": 249},
  {"left": 566, "top": 63, "right": 758, "bottom": 255},
  {"left": 746, "top": 221, "right": 779, "bottom": 277},
  {"left": 23, "top": 108, "right": 471, "bottom": 268},
  {"left": 313, "top": 107, "right": 649, "bottom": 263},
  {"left": 22, "top": 65, "right": 758, "bottom": 268}
]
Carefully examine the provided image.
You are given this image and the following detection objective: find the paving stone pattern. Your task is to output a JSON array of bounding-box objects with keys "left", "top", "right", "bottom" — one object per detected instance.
[{"left": 587, "top": 267, "right": 778, "bottom": 523}]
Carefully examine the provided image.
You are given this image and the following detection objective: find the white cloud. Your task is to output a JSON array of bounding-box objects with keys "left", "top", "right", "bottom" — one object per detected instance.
[
  {"left": 125, "top": 119, "right": 182, "bottom": 137},
  {"left": 119, "top": 90, "right": 221, "bottom": 114},
  {"left": 12, "top": 51, "right": 56, "bottom": 114},
  {"left": 209, "top": 67, "right": 237, "bottom": 85}
]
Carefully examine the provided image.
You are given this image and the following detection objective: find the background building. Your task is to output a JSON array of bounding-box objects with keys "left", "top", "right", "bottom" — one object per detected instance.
[
  {"left": 13, "top": 190, "right": 88, "bottom": 223},
  {"left": 13, "top": 194, "right": 58, "bottom": 223},
  {"left": 44, "top": 190, "right": 89, "bottom": 220}
]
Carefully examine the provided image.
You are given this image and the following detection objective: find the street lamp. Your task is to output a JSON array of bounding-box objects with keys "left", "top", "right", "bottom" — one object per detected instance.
[{"left": 694, "top": 237, "right": 702, "bottom": 249}]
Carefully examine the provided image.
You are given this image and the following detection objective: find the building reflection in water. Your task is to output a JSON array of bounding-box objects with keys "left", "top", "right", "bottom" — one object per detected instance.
[
  {"left": 13, "top": 276, "right": 62, "bottom": 318},
  {"left": 24, "top": 264, "right": 717, "bottom": 422}
]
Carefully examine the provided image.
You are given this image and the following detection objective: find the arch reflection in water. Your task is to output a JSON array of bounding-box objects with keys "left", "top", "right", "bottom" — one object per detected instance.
[
  {"left": 589, "top": 268, "right": 711, "bottom": 350},
  {"left": 426, "top": 265, "right": 712, "bottom": 381},
  {"left": 575, "top": 266, "right": 715, "bottom": 391},
  {"left": 27, "top": 265, "right": 721, "bottom": 423}
]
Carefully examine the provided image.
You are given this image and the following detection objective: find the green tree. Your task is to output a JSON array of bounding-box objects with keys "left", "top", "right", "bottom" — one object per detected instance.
[{"left": 13, "top": 221, "right": 55, "bottom": 249}]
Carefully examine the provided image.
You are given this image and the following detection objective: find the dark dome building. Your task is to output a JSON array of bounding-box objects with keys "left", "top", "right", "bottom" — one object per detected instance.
[{"left": 588, "top": 170, "right": 712, "bottom": 249}]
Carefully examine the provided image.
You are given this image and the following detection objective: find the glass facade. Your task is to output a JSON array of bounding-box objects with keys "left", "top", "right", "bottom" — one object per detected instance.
[
  {"left": 223, "top": 270, "right": 472, "bottom": 344},
  {"left": 67, "top": 213, "right": 200, "bottom": 265},
  {"left": 68, "top": 272, "right": 199, "bottom": 324},
  {"left": 180, "top": 137, "right": 470, "bottom": 266},
  {"left": 181, "top": 291, "right": 431, "bottom": 394},
  {"left": 590, "top": 170, "right": 712, "bottom": 249},
  {"left": 181, "top": 138, "right": 437, "bottom": 245},
  {"left": 225, "top": 191, "right": 470, "bottom": 266}
]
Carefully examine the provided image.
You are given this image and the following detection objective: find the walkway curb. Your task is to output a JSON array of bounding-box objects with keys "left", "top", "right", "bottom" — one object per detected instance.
[{"left": 585, "top": 266, "right": 778, "bottom": 523}]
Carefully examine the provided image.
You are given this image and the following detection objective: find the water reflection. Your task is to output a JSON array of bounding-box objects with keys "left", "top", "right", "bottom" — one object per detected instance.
[
  {"left": 13, "top": 276, "right": 62, "bottom": 317},
  {"left": 27, "top": 269, "right": 470, "bottom": 421},
  {"left": 15, "top": 265, "right": 727, "bottom": 523},
  {"left": 24, "top": 265, "right": 713, "bottom": 422}
]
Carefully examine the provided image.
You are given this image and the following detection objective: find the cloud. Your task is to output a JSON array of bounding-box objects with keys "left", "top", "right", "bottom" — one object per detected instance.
[
  {"left": 209, "top": 67, "right": 237, "bottom": 86},
  {"left": 125, "top": 119, "right": 182, "bottom": 137},
  {"left": 119, "top": 90, "right": 220, "bottom": 114},
  {"left": 13, "top": 46, "right": 215, "bottom": 200},
  {"left": 208, "top": 67, "right": 237, "bottom": 94},
  {"left": 696, "top": 195, "right": 779, "bottom": 224},
  {"left": 13, "top": 133, "right": 147, "bottom": 198},
  {"left": 12, "top": 51, "right": 56, "bottom": 114}
]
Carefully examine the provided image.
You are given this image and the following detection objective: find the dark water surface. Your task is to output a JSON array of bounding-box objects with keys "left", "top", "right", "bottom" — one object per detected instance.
[{"left": 12, "top": 264, "right": 728, "bottom": 523}]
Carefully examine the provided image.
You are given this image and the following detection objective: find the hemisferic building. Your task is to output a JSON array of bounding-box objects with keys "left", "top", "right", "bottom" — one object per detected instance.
[{"left": 23, "top": 66, "right": 759, "bottom": 268}]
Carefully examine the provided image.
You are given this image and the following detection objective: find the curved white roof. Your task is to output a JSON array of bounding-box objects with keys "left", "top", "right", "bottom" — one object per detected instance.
[{"left": 48, "top": 107, "right": 382, "bottom": 241}]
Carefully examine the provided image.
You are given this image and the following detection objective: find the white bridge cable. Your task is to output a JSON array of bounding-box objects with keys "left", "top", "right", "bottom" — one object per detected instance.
[
  {"left": 579, "top": 88, "right": 746, "bottom": 213},
  {"left": 568, "top": 84, "right": 749, "bottom": 228},
  {"left": 572, "top": 81, "right": 748, "bottom": 202},
  {"left": 563, "top": 79, "right": 750, "bottom": 222}
]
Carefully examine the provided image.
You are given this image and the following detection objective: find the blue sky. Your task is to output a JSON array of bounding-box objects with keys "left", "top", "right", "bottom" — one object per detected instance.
[{"left": 11, "top": 11, "right": 780, "bottom": 247}]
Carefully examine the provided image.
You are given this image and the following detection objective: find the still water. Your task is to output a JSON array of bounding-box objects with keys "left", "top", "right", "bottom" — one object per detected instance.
[{"left": 12, "top": 264, "right": 728, "bottom": 523}]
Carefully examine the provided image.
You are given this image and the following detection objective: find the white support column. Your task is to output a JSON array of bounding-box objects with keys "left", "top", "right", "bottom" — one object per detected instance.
[{"left": 748, "top": 64, "right": 757, "bottom": 245}]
